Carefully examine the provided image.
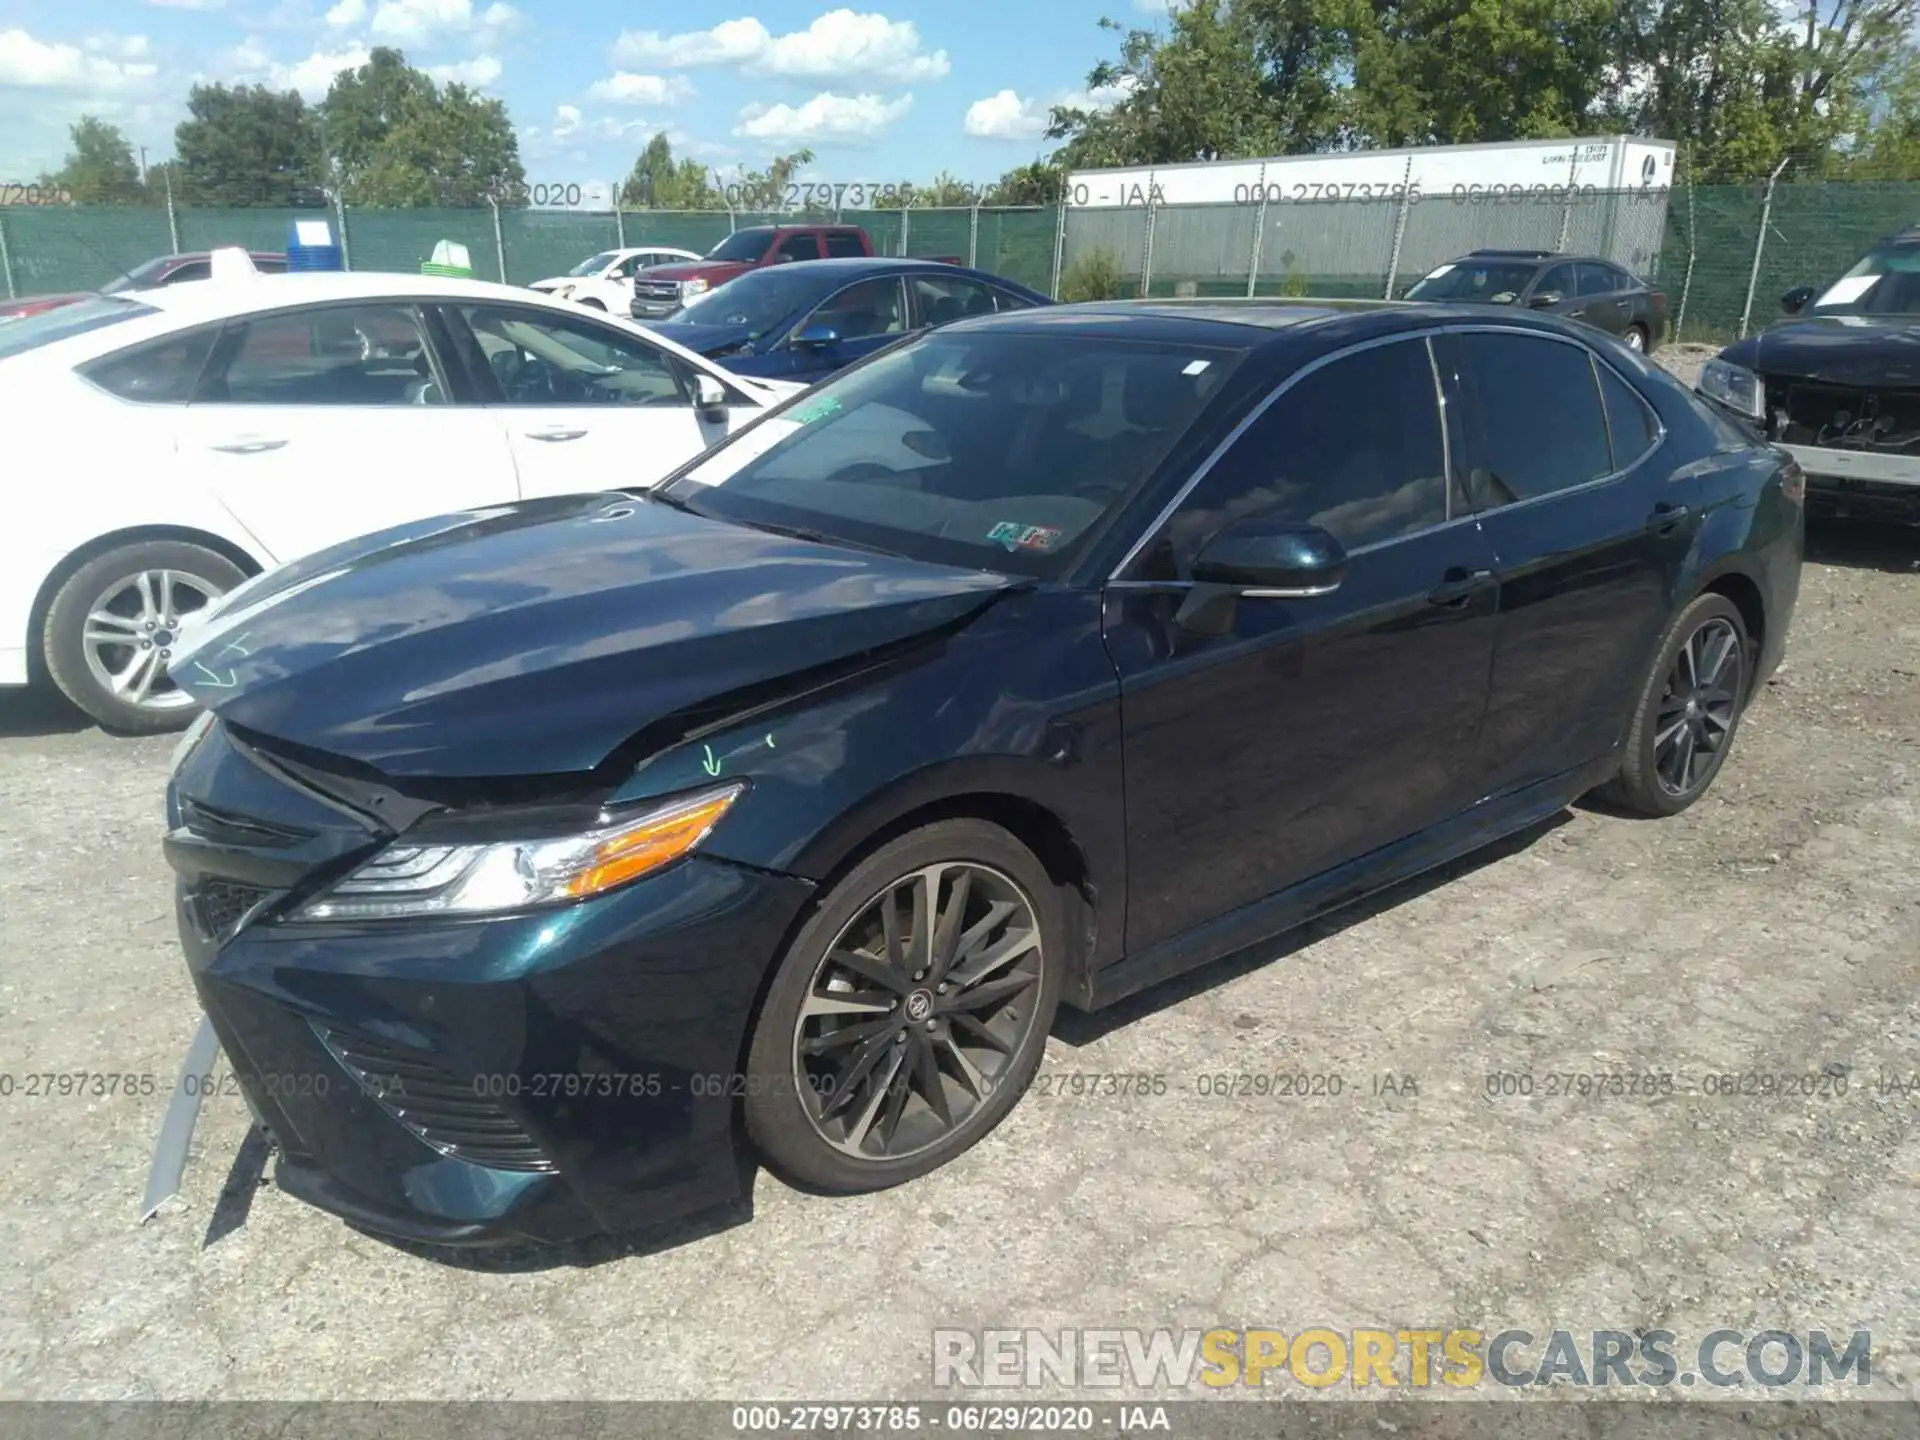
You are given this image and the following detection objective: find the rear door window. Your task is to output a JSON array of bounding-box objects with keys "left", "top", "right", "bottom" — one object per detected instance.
[
  {"left": 776, "top": 233, "right": 823, "bottom": 262},
  {"left": 823, "top": 231, "right": 866, "bottom": 258},
  {"left": 198, "top": 304, "right": 444, "bottom": 406},
  {"left": 1574, "top": 262, "right": 1619, "bottom": 297},
  {"left": 1455, "top": 331, "right": 1613, "bottom": 506}
]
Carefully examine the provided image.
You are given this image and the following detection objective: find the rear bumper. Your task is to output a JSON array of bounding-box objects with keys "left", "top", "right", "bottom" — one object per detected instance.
[{"left": 182, "top": 856, "right": 815, "bottom": 1246}]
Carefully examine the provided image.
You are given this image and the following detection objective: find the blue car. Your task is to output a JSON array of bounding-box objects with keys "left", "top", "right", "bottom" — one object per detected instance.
[{"left": 645, "top": 256, "right": 1052, "bottom": 382}]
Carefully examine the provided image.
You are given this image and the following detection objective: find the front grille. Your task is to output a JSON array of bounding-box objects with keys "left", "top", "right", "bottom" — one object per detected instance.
[
  {"left": 188, "top": 879, "right": 275, "bottom": 943},
  {"left": 634, "top": 281, "right": 680, "bottom": 303},
  {"left": 314, "top": 1026, "right": 554, "bottom": 1173},
  {"left": 1777, "top": 380, "right": 1920, "bottom": 453}
]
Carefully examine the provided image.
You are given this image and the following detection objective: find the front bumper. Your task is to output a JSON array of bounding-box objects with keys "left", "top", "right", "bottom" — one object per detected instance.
[
  {"left": 164, "top": 724, "right": 816, "bottom": 1246},
  {"left": 1778, "top": 444, "right": 1920, "bottom": 521}
]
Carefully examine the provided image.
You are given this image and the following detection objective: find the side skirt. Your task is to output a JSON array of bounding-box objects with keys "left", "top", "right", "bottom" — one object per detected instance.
[{"left": 1072, "top": 757, "right": 1616, "bottom": 1012}]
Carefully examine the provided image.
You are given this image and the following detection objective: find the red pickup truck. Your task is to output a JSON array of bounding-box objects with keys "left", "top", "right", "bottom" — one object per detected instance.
[{"left": 630, "top": 224, "right": 956, "bottom": 319}]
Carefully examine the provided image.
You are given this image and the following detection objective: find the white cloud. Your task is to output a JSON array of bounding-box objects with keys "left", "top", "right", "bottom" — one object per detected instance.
[
  {"left": 144, "top": 0, "right": 224, "bottom": 9},
  {"left": 368, "top": 0, "right": 518, "bottom": 44},
  {"left": 276, "top": 45, "right": 371, "bottom": 99},
  {"left": 586, "top": 71, "right": 694, "bottom": 105},
  {"left": 86, "top": 34, "right": 154, "bottom": 61},
  {"left": 551, "top": 102, "right": 581, "bottom": 140},
  {"left": 324, "top": 0, "right": 366, "bottom": 26},
  {"left": 0, "top": 28, "right": 158, "bottom": 88},
  {"left": 616, "top": 11, "right": 948, "bottom": 82},
  {"left": 963, "top": 89, "right": 1047, "bottom": 140},
  {"left": 1061, "top": 73, "right": 1137, "bottom": 111},
  {"left": 427, "top": 53, "right": 501, "bottom": 87},
  {"left": 734, "top": 90, "right": 912, "bottom": 143}
]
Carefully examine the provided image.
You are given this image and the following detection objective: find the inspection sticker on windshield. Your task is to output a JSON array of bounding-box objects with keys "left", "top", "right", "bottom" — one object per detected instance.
[
  {"left": 988, "top": 521, "right": 1062, "bottom": 552},
  {"left": 791, "top": 394, "right": 843, "bottom": 424}
]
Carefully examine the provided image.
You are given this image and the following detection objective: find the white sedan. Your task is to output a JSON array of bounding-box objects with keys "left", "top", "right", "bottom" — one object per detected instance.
[
  {"left": 0, "top": 262, "right": 806, "bottom": 733},
  {"left": 527, "top": 246, "right": 702, "bottom": 311}
]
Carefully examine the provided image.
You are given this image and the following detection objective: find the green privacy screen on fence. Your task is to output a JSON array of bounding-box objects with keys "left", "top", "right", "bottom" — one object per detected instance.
[{"left": 3, "top": 187, "right": 1918, "bottom": 338}]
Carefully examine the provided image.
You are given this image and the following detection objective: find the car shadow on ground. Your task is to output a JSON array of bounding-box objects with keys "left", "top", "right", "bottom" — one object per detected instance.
[
  {"left": 1805, "top": 516, "right": 1920, "bottom": 574},
  {"left": 0, "top": 686, "right": 93, "bottom": 739}
]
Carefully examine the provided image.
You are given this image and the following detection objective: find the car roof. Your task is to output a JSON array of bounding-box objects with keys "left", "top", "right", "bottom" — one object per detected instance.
[
  {"left": 1460, "top": 250, "right": 1621, "bottom": 266},
  {"left": 133, "top": 268, "right": 587, "bottom": 320}
]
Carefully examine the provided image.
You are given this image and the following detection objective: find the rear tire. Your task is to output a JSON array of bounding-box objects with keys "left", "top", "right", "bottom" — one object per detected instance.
[
  {"left": 1595, "top": 593, "right": 1751, "bottom": 817},
  {"left": 41, "top": 540, "right": 244, "bottom": 734},
  {"left": 743, "top": 819, "right": 1064, "bottom": 1194}
]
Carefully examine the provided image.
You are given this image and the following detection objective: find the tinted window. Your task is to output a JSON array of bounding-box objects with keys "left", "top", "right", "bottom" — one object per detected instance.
[
  {"left": 253, "top": 256, "right": 288, "bottom": 274},
  {"left": 675, "top": 267, "right": 815, "bottom": 338},
  {"left": 204, "top": 304, "right": 442, "bottom": 406},
  {"left": 1574, "top": 262, "right": 1618, "bottom": 297},
  {"left": 1534, "top": 264, "right": 1574, "bottom": 300},
  {"left": 1405, "top": 260, "right": 1536, "bottom": 303},
  {"left": 775, "top": 233, "right": 822, "bottom": 262},
  {"left": 1597, "top": 362, "right": 1660, "bottom": 468},
  {"left": 1812, "top": 239, "right": 1920, "bottom": 315},
  {"left": 0, "top": 296, "right": 157, "bottom": 359},
  {"left": 667, "top": 331, "right": 1243, "bottom": 578},
  {"left": 82, "top": 326, "right": 217, "bottom": 404},
  {"left": 459, "top": 304, "right": 691, "bottom": 406},
  {"left": 159, "top": 260, "right": 211, "bottom": 285},
  {"left": 805, "top": 277, "right": 906, "bottom": 340},
  {"left": 824, "top": 231, "right": 866, "bottom": 258},
  {"left": 1457, "top": 332, "right": 1612, "bottom": 505},
  {"left": 707, "top": 228, "right": 774, "bottom": 262},
  {"left": 1161, "top": 338, "right": 1448, "bottom": 562},
  {"left": 910, "top": 274, "right": 1000, "bottom": 327}
]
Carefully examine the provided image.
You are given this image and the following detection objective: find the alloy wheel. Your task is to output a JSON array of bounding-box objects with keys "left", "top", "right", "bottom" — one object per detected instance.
[
  {"left": 79, "top": 568, "right": 226, "bottom": 713},
  {"left": 1654, "top": 616, "right": 1743, "bottom": 796},
  {"left": 793, "top": 862, "right": 1044, "bottom": 1161},
  {"left": 1626, "top": 328, "right": 1646, "bottom": 351}
]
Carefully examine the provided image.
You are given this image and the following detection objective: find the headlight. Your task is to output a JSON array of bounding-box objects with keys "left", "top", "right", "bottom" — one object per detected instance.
[
  {"left": 291, "top": 782, "right": 743, "bottom": 922},
  {"left": 1699, "top": 357, "right": 1764, "bottom": 419},
  {"left": 681, "top": 277, "right": 710, "bottom": 299}
]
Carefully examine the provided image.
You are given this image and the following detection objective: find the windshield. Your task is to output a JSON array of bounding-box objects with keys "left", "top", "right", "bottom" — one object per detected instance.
[
  {"left": 706, "top": 228, "right": 774, "bottom": 263},
  {"left": 1405, "top": 260, "right": 1538, "bottom": 303},
  {"left": 0, "top": 295, "right": 157, "bottom": 359},
  {"left": 567, "top": 251, "right": 621, "bottom": 277},
  {"left": 100, "top": 256, "right": 174, "bottom": 294},
  {"left": 663, "top": 329, "right": 1243, "bottom": 577},
  {"left": 674, "top": 267, "right": 818, "bottom": 337},
  {"left": 1812, "top": 241, "right": 1920, "bottom": 315}
]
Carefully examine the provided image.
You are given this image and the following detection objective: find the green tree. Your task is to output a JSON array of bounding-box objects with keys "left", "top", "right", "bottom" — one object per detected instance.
[
  {"left": 985, "top": 160, "right": 1066, "bottom": 206},
  {"left": 620, "top": 132, "right": 720, "bottom": 208},
  {"left": 42, "top": 116, "right": 145, "bottom": 204},
  {"left": 174, "top": 83, "right": 325, "bottom": 206},
  {"left": 321, "top": 47, "right": 528, "bottom": 205},
  {"left": 724, "top": 147, "right": 816, "bottom": 209}
]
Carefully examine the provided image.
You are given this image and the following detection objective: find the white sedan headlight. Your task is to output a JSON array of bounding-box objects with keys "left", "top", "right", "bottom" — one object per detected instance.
[
  {"left": 291, "top": 783, "right": 744, "bottom": 922},
  {"left": 1698, "top": 357, "right": 1764, "bottom": 419},
  {"left": 681, "top": 277, "right": 710, "bottom": 300}
]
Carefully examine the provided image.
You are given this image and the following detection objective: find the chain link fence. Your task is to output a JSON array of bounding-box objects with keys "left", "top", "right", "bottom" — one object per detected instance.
[
  {"left": 0, "top": 201, "right": 1060, "bottom": 303},
  {"left": 1, "top": 181, "right": 1917, "bottom": 339}
]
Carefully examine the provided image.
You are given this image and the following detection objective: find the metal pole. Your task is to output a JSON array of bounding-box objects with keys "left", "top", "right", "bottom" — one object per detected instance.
[
  {"left": 334, "top": 191, "right": 351, "bottom": 270},
  {"left": 1675, "top": 148, "right": 1697, "bottom": 337},
  {"left": 614, "top": 180, "right": 626, "bottom": 248},
  {"left": 1246, "top": 161, "right": 1268, "bottom": 298},
  {"left": 490, "top": 196, "right": 507, "bottom": 283},
  {"left": 0, "top": 212, "right": 15, "bottom": 299},
  {"left": 1139, "top": 171, "right": 1157, "bottom": 298},
  {"left": 1555, "top": 152, "right": 1577, "bottom": 252},
  {"left": 1050, "top": 193, "right": 1068, "bottom": 299},
  {"left": 900, "top": 197, "right": 911, "bottom": 257},
  {"left": 1740, "top": 156, "right": 1791, "bottom": 340},
  {"left": 164, "top": 168, "right": 181, "bottom": 254},
  {"left": 968, "top": 200, "right": 980, "bottom": 269},
  {"left": 1384, "top": 154, "right": 1414, "bottom": 298}
]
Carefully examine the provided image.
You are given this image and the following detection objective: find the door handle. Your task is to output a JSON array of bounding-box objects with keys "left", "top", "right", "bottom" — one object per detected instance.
[
  {"left": 525, "top": 427, "right": 588, "bottom": 442},
  {"left": 1427, "top": 567, "right": 1495, "bottom": 608},
  {"left": 1647, "top": 501, "right": 1691, "bottom": 533},
  {"left": 209, "top": 438, "right": 287, "bottom": 454}
]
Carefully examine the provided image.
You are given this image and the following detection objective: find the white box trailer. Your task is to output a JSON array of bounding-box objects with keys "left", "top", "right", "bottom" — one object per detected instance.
[
  {"left": 1063, "top": 136, "right": 1677, "bottom": 288},
  {"left": 1066, "top": 136, "right": 1675, "bottom": 209}
]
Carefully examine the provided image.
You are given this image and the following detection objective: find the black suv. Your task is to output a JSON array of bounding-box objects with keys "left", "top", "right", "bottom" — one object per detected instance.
[{"left": 1405, "top": 250, "right": 1669, "bottom": 353}]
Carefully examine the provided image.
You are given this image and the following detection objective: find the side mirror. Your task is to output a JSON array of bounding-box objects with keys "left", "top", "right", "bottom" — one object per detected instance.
[
  {"left": 793, "top": 320, "right": 841, "bottom": 350},
  {"left": 1527, "top": 290, "right": 1562, "bottom": 308},
  {"left": 694, "top": 372, "right": 729, "bottom": 422},
  {"left": 1781, "top": 284, "right": 1816, "bottom": 315},
  {"left": 1175, "top": 517, "right": 1348, "bottom": 634}
]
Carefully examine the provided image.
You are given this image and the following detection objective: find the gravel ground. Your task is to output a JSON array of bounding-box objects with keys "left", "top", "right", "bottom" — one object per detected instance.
[{"left": 2, "top": 348, "right": 1918, "bottom": 1408}]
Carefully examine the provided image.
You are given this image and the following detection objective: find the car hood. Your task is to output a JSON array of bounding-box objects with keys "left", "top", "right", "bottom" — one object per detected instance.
[
  {"left": 648, "top": 319, "right": 757, "bottom": 355},
  {"left": 1721, "top": 314, "right": 1920, "bottom": 387},
  {"left": 638, "top": 262, "right": 750, "bottom": 283},
  {"left": 167, "top": 493, "right": 1017, "bottom": 780}
]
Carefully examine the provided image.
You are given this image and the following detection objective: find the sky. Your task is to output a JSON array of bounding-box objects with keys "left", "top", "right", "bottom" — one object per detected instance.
[{"left": 0, "top": 0, "right": 1169, "bottom": 194}]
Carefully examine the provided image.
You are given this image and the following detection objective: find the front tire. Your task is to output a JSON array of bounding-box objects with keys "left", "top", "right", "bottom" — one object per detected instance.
[
  {"left": 1596, "top": 593, "right": 1751, "bottom": 817},
  {"left": 41, "top": 540, "right": 244, "bottom": 733},
  {"left": 578, "top": 298, "right": 606, "bottom": 311},
  {"left": 743, "top": 819, "right": 1065, "bottom": 1193},
  {"left": 1624, "top": 324, "right": 1648, "bottom": 352}
]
